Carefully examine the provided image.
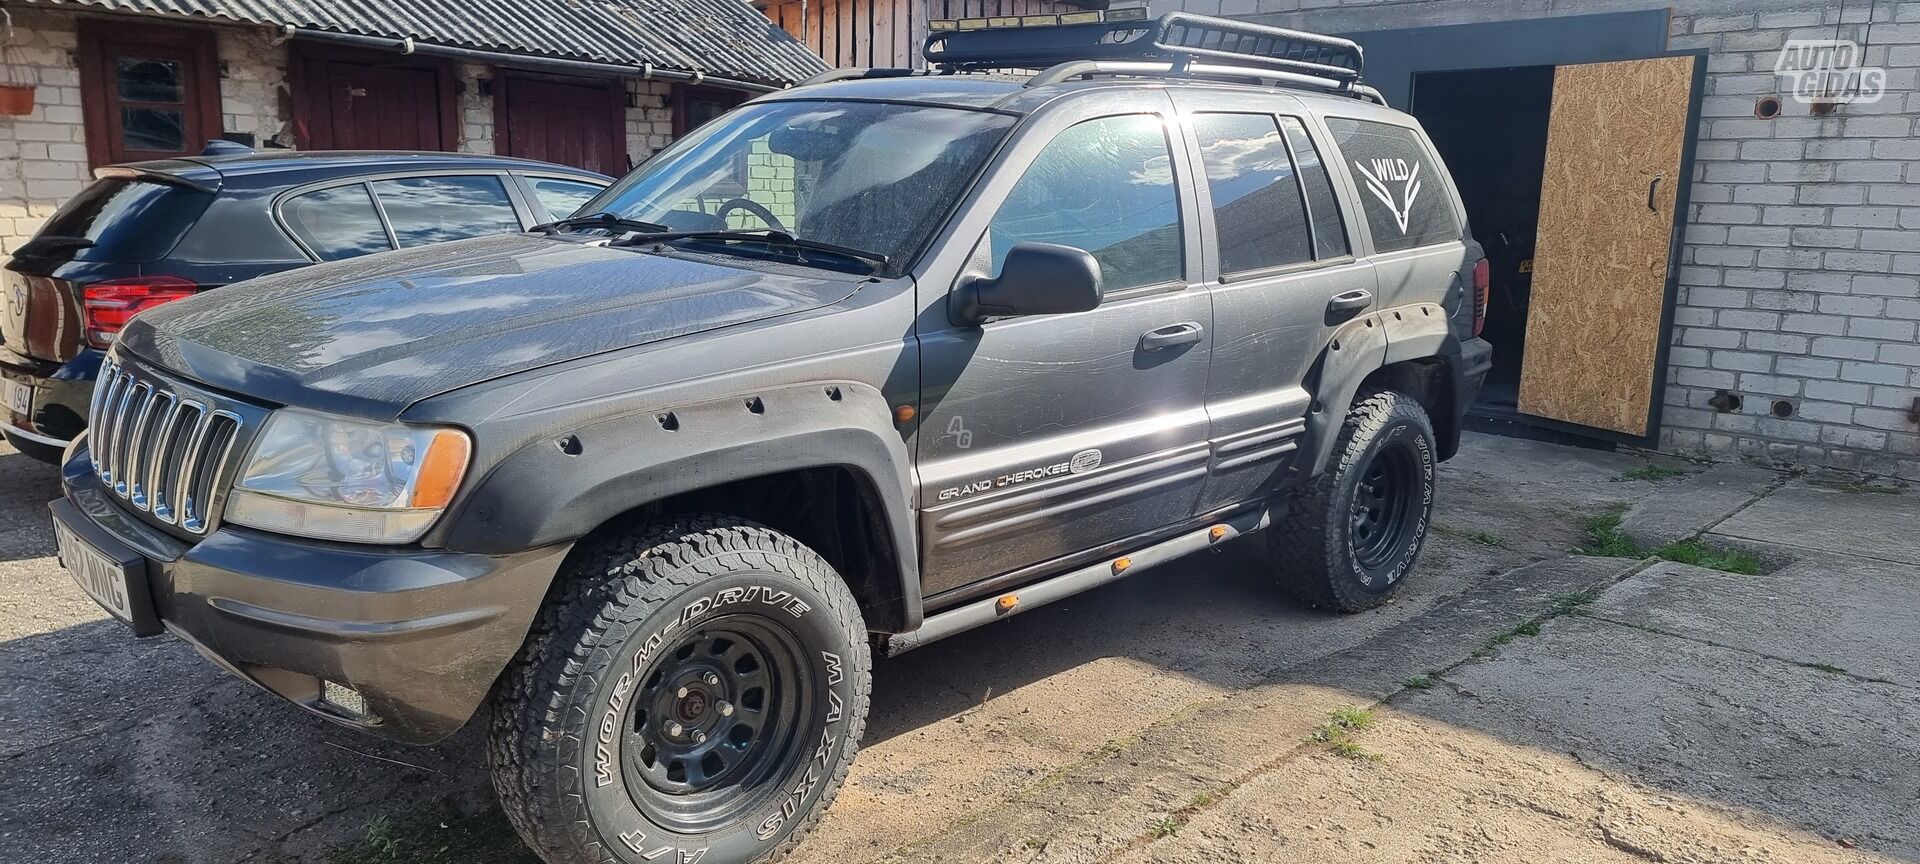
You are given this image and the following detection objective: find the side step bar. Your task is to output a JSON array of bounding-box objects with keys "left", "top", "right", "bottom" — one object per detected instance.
[{"left": 881, "top": 507, "right": 1271, "bottom": 656}]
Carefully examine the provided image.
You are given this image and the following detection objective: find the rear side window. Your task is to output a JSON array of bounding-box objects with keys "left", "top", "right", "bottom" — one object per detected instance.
[
  {"left": 1324, "top": 118, "right": 1460, "bottom": 253},
  {"left": 1280, "top": 117, "right": 1351, "bottom": 260},
  {"left": 371, "top": 175, "right": 523, "bottom": 248},
  {"left": 282, "top": 184, "right": 392, "bottom": 261},
  {"left": 26, "top": 177, "right": 213, "bottom": 263},
  {"left": 527, "top": 177, "right": 602, "bottom": 221},
  {"left": 1192, "top": 113, "right": 1312, "bottom": 275},
  {"left": 989, "top": 114, "right": 1182, "bottom": 292}
]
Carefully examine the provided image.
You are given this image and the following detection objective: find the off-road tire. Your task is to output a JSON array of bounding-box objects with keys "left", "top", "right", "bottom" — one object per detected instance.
[
  {"left": 1268, "top": 390, "right": 1436, "bottom": 612},
  {"left": 489, "top": 515, "right": 871, "bottom": 864}
]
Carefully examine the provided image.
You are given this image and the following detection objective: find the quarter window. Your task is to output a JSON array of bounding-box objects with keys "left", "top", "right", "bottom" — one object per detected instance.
[
  {"left": 369, "top": 176, "right": 523, "bottom": 248},
  {"left": 1280, "top": 117, "right": 1351, "bottom": 259},
  {"left": 1192, "top": 114, "right": 1312, "bottom": 275},
  {"left": 989, "top": 114, "right": 1182, "bottom": 292},
  {"left": 282, "top": 185, "right": 392, "bottom": 261},
  {"left": 1324, "top": 118, "right": 1460, "bottom": 252},
  {"left": 528, "top": 178, "right": 604, "bottom": 221}
]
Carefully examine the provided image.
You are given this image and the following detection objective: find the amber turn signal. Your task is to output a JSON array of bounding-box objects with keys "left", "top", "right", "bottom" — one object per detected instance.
[
  {"left": 1112, "top": 557, "right": 1131, "bottom": 574},
  {"left": 894, "top": 404, "right": 917, "bottom": 423},
  {"left": 409, "top": 429, "right": 473, "bottom": 509},
  {"left": 1209, "top": 525, "right": 1228, "bottom": 541},
  {"left": 995, "top": 595, "right": 1019, "bottom": 614}
]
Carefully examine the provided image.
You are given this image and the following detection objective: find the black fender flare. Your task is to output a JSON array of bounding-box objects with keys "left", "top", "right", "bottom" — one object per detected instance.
[
  {"left": 442, "top": 381, "right": 921, "bottom": 629},
  {"left": 1304, "top": 302, "right": 1455, "bottom": 475}
]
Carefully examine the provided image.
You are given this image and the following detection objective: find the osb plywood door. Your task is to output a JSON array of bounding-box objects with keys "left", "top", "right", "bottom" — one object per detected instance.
[{"left": 1518, "top": 55, "right": 1698, "bottom": 436}]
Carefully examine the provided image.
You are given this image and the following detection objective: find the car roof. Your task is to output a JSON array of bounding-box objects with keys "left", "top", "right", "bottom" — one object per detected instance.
[
  {"left": 107, "top": 150, "right": 613, "bottom": 190},
  {"left": 769, "top": 73, "right": 1417, "bottom": 125}
]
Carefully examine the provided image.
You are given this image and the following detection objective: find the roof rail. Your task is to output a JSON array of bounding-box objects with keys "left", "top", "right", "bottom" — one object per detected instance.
[
  {"left": 1025, "top": 59, "right": 1386, "bottom": 104},
  {"left": 923, "top": 12, "right": 1364, "bottom": 86}
]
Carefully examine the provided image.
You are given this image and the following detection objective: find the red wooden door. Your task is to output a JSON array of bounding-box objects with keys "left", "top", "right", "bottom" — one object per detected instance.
[
  {"left": 495, "top": 75, "right": 627, "bottom": 176},
  {"left": 295, "top": 56, "right": 452, "bottom": 151}
]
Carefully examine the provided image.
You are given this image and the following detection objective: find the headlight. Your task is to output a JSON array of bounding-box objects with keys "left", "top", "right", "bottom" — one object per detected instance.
[{"left": 224, "top": 408, "right": 472, "bottom": 544}]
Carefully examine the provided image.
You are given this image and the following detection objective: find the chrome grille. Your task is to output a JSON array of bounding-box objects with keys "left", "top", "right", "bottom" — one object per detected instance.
[{"left": 90, "top": 359, "right": 244, "bottom": 534}]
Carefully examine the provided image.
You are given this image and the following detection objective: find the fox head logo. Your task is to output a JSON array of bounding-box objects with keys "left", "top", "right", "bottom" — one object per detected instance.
[{"left": 1352, "top": 158, "right": 1422, "bottom": 235}]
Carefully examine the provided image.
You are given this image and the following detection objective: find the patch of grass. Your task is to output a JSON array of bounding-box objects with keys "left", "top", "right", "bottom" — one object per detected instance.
[
  {"left": 1403, "top": 674, "right": 1434, "bottom": 690},
  {"left": 325, "top": 812, "right": 538, "bottom": 864},
  {"left": 1577, "top": 505, "right": 1642, "bottom": 558},
  {"left": 1553, "top": 591, "right": 1598, "bottom": 616},
  {"left": 1618, "top": 463, "right": 1690, "bottom": 482},
  {"left": 1467, "top": 531, "right": 1505, "bottom": 547},
  {"left": 1649, "top": 539, "right": 1762, "bottom": 575},
  {"left": 1189, "top": 791, "right": 1216, "bottom": 808},
  {"left": 1515, "top": 620, "right": 1542, "bottom": 637},
  {"left": 1809, "top": 475, "right": 1904, "bottom": 494},
  {"left": 1149, "top": 816, "right": 1183, "bottom": 838},
  {"left": 1329, "top": 739, "right": 1382, "bottom": 761},
  {"left": 1808, "top": 663, "right": 1848, "bottom": 675}
]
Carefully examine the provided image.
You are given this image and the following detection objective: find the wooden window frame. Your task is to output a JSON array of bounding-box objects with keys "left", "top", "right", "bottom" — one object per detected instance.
[
  {"left": 76, "top": 19, "right": 223, "bottom": 169},
  {"left": 671, "top": 84, "right": 748, "bottom": 137},
  {"left": 285, "top": 42, "right": 460, "bottom": 151},
  {"left": 491, "top": 69, "right": 628, "bottom": 175}
]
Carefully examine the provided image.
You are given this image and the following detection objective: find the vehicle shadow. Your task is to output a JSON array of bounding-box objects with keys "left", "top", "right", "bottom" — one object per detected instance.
[{"left": 0, "top": 447, "right": 61, "bottom": 563}]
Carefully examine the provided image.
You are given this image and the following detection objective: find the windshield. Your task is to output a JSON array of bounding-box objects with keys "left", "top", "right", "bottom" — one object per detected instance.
[{"left": 576, "top": 100, "right": 1015, "bottom": 273}]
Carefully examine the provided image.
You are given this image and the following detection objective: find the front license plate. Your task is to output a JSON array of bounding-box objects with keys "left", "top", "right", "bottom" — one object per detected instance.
[
  {"left": 49, "top": 499, "right": 160, "bottom": 635},
  {"left": 2, "top": 376, "right": 28, "bottom": 418}
]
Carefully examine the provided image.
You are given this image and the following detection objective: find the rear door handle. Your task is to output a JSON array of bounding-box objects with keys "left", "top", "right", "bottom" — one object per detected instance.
[
  {"left": 1327, "top": 289, "right": 1373, "bottom": 313},
  {"left": 1139, "top": 322, "right": 1203, "bottom": 351}
]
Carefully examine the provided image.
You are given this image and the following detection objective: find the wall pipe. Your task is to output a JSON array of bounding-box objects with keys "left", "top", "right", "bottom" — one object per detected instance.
[{"left": 283, "top": 26, "right": 783, "bottom": 93}]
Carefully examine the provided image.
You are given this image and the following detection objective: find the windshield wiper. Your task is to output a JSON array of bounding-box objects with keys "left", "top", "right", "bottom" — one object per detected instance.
[
  {"left": 531, "top": 212, "right": 672, "bottom": 235},
  {"left": 613, "top": 229, "right": 889, "bottom": 272}
]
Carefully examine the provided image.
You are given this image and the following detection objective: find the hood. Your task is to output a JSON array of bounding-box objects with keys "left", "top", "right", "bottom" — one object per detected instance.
[{"left": 119, "top": 234, "right": 861, "bottom": 417}]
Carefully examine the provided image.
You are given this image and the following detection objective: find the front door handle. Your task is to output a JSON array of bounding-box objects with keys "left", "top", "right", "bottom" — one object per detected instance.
[
  {"left": 1327, "top": 289, "right": 1374, "bottom": 314},
  {"left": 1139, "top": 322, "right": 1203, "bottom": 351}
]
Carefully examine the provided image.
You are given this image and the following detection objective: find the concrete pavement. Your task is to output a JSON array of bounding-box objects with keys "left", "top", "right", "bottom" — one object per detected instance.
[{"left": 2, "top": 433, "right": 1916, "bottom": 863}]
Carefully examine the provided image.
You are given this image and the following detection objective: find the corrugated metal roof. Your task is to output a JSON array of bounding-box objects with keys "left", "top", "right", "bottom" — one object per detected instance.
[{"left": 15, "top": 0, "right": 828, "bottom": 83}]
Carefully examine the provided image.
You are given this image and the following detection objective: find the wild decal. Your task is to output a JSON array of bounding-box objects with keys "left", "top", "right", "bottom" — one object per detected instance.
[{"left": 1352, "top": 158, "right": 1422, "bottom": 235}]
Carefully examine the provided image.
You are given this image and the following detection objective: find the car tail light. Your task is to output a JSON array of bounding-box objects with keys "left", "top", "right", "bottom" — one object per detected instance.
[
  {"left": 1470, "top": 258, "right": 1490, "bottom": 338},
  {"left": 82, "top": 276, "right": 198, "bottom": 349}
]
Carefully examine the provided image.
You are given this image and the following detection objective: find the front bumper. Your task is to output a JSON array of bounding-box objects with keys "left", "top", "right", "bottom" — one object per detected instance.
[{"left": 57, "top": 441, "right": 569, "bottom": 744}]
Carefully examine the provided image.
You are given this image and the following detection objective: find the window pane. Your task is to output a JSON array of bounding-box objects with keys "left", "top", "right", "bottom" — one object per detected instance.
[
  {"left": 283, "top": 185, "right": 393, "bottom": 261},
  {"left": 1192, "top": 114, "right": 1311, "bottom": 274},
  {"left": 1279, "top": 117, "right": 1350, "bottom": 259},
  {"left": 1324, "top": 117, "right": 1460, "bottom": 253},
  {"left": 529, "top": 178, "right": 603, "bottom": 221},
  {"left": 370, "top": 176, "right": 523, "bottom": 248},
  {"left": 990, "top": 114, "right": 1181, "bottom": 292},
  {"left": 116, "top": 58, "right": 183, "bottom": 103},
  {"left": 121, "top": 107, "right": 184, "bottom": 151}
]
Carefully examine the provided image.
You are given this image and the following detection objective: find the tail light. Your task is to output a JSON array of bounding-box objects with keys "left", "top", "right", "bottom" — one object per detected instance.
[
  {"left": 1470, "top": 258, "right": 1490, "bottom": 338},
  {"left": 82, "top": 276, "right": 197, "bottom": 349}
]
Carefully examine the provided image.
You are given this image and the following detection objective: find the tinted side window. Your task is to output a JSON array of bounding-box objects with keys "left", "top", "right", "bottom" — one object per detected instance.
[
  {"left": 1280, "top": 117, "right": 1351, "bottom": 259},
  {"left": 989, "top": 114, "right": 1182, "bottom": 292},
  {"left": 528, "top": 178, "right": 603, "bottom": 220},
  {"left": 1192, "top": 113, "right": 1311, "bottom": 274},
  {"left": 1324, "top": 118, "right": 1459, "bottom": 252},
  {"left": 282, "top": 184, "right": 392, "bottom": 261},
  {"left": 370, "top": 176, "right": 523, "bottom": 248}
]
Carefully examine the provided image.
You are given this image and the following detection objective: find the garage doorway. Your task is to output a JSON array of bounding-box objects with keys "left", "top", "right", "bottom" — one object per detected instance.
[
  {"left": 1408, "top": 52, "right": 1703, "bottom": 443},
  {"left": 493, "top": 73, "right": 628, "bottom": 176},
  {"left": 291, "top": 48, "right": 457, "bottom": 151}
]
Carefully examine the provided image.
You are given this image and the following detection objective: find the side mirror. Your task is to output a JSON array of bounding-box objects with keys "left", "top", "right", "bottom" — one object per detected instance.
[{"left": 955, "top": 242, "right": 1103, "bottom": 325}]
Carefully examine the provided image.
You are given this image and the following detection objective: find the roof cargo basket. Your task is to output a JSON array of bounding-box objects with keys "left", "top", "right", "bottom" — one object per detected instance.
[{"left": 923, "top": 12, "right": 1365, "bottom": 87}]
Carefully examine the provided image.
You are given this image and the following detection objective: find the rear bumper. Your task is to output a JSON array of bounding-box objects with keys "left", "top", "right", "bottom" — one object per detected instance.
[
  {"left": 57, "top": 439, "right": 569, "bottom": 744},
  {"left": 1, "top": 344, "right": 101, "bottom": 460}
]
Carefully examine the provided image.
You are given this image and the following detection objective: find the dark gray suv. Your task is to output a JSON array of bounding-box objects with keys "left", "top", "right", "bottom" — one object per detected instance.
[{"left": 48, "top": 13, "right": 1490, "bottom": 864}]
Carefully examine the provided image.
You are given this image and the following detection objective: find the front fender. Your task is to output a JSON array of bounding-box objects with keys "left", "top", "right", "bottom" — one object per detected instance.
[{"left": 441, "top": 381, "right": 920, "bottom": 622}]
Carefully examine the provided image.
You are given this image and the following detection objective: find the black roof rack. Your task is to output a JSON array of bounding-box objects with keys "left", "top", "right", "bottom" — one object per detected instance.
[{"left": 923, "top": 12, "right": 1365, "bottom": 86}]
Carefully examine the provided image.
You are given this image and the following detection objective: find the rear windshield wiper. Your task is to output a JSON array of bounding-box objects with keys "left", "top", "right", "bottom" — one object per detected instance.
[
  {"left": 531, "top": 212, "right": 672, "bottom": 235},
  {"left": 613, "top": 229, "right": 889, "bottom": 272}
]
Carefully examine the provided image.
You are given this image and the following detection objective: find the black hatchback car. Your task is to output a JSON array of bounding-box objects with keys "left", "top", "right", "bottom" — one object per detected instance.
[{"left": 1, "top": 146, "right": 610, "bottom": 462}]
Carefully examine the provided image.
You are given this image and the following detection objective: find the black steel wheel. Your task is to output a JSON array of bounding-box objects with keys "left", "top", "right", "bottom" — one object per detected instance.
[
  {"left": 489, "top": 516, "right": 871, "bottom": 864},
  {"left": 1268, "top": 390, "right": 1436, "bottom": 612}
]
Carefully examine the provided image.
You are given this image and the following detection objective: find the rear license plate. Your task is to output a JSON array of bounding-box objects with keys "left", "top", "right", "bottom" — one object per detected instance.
[
  {"left": 3, "top": 377, "right": 28, "bottom": 418},
  {"left": 49, "top": 499, "right": 160, "bottom": 635}
]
